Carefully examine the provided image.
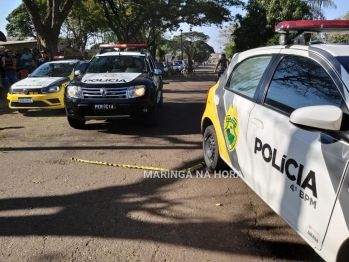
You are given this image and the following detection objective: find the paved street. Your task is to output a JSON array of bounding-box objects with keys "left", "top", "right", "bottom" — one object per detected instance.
[{"left": 0, "top": 65, "right": 324, "bottom": 262}]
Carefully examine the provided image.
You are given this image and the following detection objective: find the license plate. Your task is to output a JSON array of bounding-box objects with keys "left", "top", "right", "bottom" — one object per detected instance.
[
  {"left": 94, "top": 104, "right": 116, "bottom": 110},
  {"left": 18, "top": 98, "right": 33, "bottom": 103}
]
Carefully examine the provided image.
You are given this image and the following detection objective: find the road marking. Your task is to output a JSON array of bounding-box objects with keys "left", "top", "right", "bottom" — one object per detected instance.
[{"left": 71, "top": 158, "right": 206, "bottom": 172}]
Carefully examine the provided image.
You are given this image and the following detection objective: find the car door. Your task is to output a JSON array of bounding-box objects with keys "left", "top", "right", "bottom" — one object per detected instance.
[
  {"left": 214, "top": 51, "right": 275, "bottom": 174},
  {"left": 245, "top": 50, "right": 349, "bottom": 249},
  {"left": 147, "top": 56, "right": 161, "bottom": 91}
]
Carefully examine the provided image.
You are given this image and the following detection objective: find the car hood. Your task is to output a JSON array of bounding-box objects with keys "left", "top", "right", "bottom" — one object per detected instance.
[
  {"left": 81, "top": 73, "right": 143, "bottom": 84},
  {"left": 12, "top": 77, "right": 67, "bottom": 89}
]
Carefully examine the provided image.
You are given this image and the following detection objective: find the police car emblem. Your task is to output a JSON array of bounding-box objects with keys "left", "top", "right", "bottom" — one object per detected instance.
[
  {"left": 224, "top": 105, "right": 239, "bottom": 152},
  {"left": 23, "top": 89, "right": 29, "bottom": 95},
  {"left": 100, "top": 88, "right": 107, "bottom": 97}
]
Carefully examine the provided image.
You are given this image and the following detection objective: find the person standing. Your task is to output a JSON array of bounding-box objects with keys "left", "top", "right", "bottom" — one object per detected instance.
[
  {"left": 21, "top": 48, "right": 34, "bottom": 73},
  {"left": 38, "top": 50, "right": 50, "bottom": 65},
  {"left": 214, "top": 54, "right": 230, "bottom": 80},
  {"left": 1, "top": 49, "right": 18, "bottom": 97}
]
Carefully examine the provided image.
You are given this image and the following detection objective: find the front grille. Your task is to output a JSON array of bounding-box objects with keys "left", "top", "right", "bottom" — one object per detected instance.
[
  {"left": 12, "top": 88, "right": 43, "bottom": 94},
  {"left": 82, "top": 87, "right": 128, "bottom": 99},
  {"left": 11, "top": 101, "right": 49, "bottom": 107}
]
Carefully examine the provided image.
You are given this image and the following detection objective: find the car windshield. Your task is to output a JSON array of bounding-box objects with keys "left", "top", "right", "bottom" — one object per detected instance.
[
  {"left": 336, "top": 56, "right": 349, "bottom": 75},
  {"left": 30, "top": 62, "right": 76, "bottom": 77},
  {"left": 85, "top": 55, "right": 148, "bottom": 73}
]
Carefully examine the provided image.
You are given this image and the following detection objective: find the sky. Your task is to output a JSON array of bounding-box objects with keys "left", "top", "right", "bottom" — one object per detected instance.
[{"left": 0, "top": 0, "right": 348, "bottom": 53}]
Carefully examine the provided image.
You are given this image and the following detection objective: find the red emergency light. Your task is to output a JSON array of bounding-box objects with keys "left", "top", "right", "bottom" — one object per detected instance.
[
  {"left": 99, "top": 43, "right": 147, "bottom": 48},
  {"left": 275, "top": 20, "right": 349, "bottom": 33}
]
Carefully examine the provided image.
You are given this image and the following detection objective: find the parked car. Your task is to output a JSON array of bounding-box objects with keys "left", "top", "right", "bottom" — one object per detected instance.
[
  {"left": 155, "top": 62, "right": 168, "bottom": 77},
  {"left": 172, "top": 62, "right": 182, "bottom": 73},
  {"left": 174, "top": 60, "right": 186, "bottom": 71},
  {"left": 7, "top": 59, "right": 87, "bottom": 113},
  {"left": 202, "top": 20, "right": 349, "bottom": 262}
]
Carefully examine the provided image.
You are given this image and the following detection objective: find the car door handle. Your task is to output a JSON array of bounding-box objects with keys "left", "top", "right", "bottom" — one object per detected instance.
[{"left": 251, "top": 118, "right": 264, "bottom": 129}]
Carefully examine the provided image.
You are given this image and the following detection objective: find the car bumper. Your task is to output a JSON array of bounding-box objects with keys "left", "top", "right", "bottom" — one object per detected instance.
[
  {"left": 7, "top": 92, "right": 64, "bottom": 109},
  {"left": 65, "top": 97, "right": 154, "bottom": 121}
]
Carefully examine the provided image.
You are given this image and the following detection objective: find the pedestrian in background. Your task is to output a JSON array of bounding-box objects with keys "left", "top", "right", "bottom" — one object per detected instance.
[
  {"left": 1, "top": 49, "right": 18, "bottom": 97},
  {"left": 39, "top": 50, "right": 50, "bottom": 65},
  {"left": 21, "top": 48, "right": 34, "bottom": 73}
]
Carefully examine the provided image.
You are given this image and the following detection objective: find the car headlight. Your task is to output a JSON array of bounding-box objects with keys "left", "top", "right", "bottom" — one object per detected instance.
[
  {"left": 66, "top": 85, "right": 84, "bottom": 99},
  {"left": 41, "top": 86, "right": 61, "bottom": 93},
  {"left": 8, "top": 86, "right": 13, "bottom": 94},
  {"left": 127, "top": 85, "right": 145, "bottom": 98}
]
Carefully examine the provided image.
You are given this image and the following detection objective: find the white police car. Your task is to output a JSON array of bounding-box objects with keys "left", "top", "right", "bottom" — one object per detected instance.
[{"left": 202, "top": 20, "right": 349, "bottom": 262}]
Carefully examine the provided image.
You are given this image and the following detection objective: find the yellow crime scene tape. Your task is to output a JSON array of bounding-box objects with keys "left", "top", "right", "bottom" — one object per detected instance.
[{"left": 71, "top": 158, "right": 206, "bottom": 172}]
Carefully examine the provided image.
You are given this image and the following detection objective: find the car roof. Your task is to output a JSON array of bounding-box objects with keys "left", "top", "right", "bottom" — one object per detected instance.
[
  {"left": 96, "top": 51, "right": 146, "bottom": 57},
  {"left": 240, "top": 43, "right": 349, "bottom": 57},
  {"left": 309, "top": 44, "right": 349, "bottom": 56}
]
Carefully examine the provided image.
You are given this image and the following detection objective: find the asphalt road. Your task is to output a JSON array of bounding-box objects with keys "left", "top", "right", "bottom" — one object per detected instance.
[{"left": 0, "top": 65, "right": 324, "bottom": 262}]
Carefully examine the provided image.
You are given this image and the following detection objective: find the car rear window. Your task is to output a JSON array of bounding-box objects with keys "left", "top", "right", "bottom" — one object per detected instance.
[{"left": 336, "top": 56, "right": 349, "bottom": 74}]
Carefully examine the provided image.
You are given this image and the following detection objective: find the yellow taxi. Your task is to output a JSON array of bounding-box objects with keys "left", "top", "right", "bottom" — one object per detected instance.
[{"left": 7, "top": 59, "right": 87, "bottom": 113}]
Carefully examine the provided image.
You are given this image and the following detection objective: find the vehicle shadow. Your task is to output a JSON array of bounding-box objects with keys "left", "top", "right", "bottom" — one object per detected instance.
[
  {"left": 0, "top": 165, "right": 323, "bottom": 261},
  {"left": 83, "top": 101, "right": 205, "bottom": 136},
  {"left": 17, "top": 109, "right": 66, "bottom": 118},
  {"left": 0, "top": 107, "right": 18, "bottom": 116}
]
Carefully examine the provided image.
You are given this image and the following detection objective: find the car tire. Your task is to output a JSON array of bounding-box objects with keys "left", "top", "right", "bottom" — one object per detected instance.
[
  {"left": 145, "top": 101, "right": 158, "bottom": 127},
  {"left": 67, "top": 115, "right": 86, "bottom": 129},
  {"left": 203, "top": 125, "right": 227, "bottom": 171},
  {"left": 18, "top": 109, "right": 28, "bottom": 114}
]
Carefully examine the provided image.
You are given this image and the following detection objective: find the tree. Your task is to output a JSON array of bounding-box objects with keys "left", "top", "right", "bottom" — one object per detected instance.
[
  {"left": 306, "top": 0, "right": 336, "bottom": 19},
  {"left": 172, "top": 31, "right": 213, "bottom": 72},
  {"left": 22, "top": 0, "right": 76, "bottom": 56},
  {"left": 61, "top": 0, "right": 109, "bottom": 50},
  {"left": 230, "top": 0, "right": 311, "bottom": 53},
  {"left": 327, "top": 11, "right": 349, "bottom": 43},
  {"left": 97, "top": 0, "right": 243, "bottom": 57},
  {"left": 5, "top": 3, "right": 37, "bottom": 40}
]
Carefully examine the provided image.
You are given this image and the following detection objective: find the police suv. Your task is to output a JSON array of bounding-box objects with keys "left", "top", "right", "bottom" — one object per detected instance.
[
  {"left": 202, "top": 20, "right": 349, "bottom": 262},
  {"left": 64, "top": 44, "right": 163, "bottom": 129}
]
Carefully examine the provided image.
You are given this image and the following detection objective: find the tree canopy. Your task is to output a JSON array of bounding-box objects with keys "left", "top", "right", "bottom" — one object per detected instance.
[{"left": 172, "top": 31, "right": 213, "bottom": 71}]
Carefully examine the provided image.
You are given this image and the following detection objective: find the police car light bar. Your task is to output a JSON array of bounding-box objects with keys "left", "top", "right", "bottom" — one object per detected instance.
[
  {"left": 275, "top": 20, "right": 349, "bottom": 33},
  {"left": 99, "top": 43, "right": 147, "bottom": 48}
]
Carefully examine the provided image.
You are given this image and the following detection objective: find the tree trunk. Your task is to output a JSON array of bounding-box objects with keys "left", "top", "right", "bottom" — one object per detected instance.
[
  {"left": 187, "top": 54, "right": 193, "bottom": 73},
  {"left": 38, "top": 28, "right": 60, "bottom": 58}
]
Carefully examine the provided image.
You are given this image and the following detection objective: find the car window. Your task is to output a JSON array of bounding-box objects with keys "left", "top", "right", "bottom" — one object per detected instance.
[
  {"left": 265, "top": 55, "right": 343, "bottom": 114},
  {"left": 155, "top": 62, "right": 164, "bottom": 69},
  {"left": 336, "top": 56, "right": 349, "bottom": 74},
  {"left": 226, "top": 56, "right": 272, "bottom": 99},
  {"left": 30, "top": 62, "right": 76, "bottom": 77},
  {"left": 76, "top": 63, "right": 87, "bottom": 72}
]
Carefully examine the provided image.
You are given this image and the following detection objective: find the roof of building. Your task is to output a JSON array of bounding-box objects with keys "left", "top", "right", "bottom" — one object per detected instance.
[{"left": 0, "top": 40, "right": 37, "bottom": 46}]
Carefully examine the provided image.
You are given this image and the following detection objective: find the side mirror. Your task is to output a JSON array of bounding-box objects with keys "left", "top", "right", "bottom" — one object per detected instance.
[
  {"left": 290, "top": 105, "right": 342, "bottom": 131},
  {"left": 74, "top": 70, "right": 81, "bottom": 76},
  {"left": 154, "top": 69, "right": 162, "bottom": 75}
]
